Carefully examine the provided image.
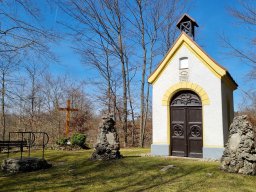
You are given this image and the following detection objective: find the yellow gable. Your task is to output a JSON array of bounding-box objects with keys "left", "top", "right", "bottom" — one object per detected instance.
[{"left": 148, "top": 32, "right": 238, "bottom": 90}]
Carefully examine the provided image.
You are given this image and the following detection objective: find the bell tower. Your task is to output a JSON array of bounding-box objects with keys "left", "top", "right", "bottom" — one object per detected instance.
[{"left": 177, "top": 14, "right": 198, "bottom": 40}]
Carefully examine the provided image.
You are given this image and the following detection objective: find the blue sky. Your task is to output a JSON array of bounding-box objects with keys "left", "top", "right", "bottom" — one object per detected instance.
[
  {"left": 189, "top": 0, "right": 253, "bottom": 110},
  {"left": 48, "top": 0, "right": 252, "bottom": 111}
]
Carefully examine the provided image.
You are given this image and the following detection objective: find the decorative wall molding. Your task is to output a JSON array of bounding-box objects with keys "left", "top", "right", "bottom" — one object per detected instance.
[
  {"left": 162, "top": 82, "right": 210, "bottom": 106},
  {"left": 171, "top": 91, "right": 201, "bottom": 106}
]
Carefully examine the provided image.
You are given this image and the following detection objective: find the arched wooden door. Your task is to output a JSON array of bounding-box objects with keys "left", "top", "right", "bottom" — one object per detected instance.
[{"left": 170, "top": 90, "right": 203, "bottom": 158}]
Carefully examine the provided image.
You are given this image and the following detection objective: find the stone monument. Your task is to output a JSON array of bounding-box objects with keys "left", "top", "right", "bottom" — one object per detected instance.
[
  {"left": 1, "top": 157, "right": 52, "bottom": 173},
  {"left": 221, "top": 115, "right": 256, "bottom": 175},
  {"left": 91, "top": 114, "right": 122, "bottom": 160}
]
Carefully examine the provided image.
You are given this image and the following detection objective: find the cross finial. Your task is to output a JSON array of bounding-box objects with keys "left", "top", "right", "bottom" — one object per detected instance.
[{"left": 176, "top": 14, "right": 199, "bottom": 40}]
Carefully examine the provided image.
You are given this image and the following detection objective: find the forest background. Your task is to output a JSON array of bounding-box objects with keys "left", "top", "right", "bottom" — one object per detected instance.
[{"left": 0, "top": 0, "right": 255, "bottom": 147}]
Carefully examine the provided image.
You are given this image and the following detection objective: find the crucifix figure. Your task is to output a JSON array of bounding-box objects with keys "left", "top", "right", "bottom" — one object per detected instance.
[{"left": 58, "top": 100, "right": 78, "bottom": 136}]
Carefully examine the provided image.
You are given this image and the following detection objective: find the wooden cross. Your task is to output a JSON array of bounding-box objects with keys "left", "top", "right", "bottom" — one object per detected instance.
[{"left": 58, "top": 100, "right": 78, "bottom": 136}]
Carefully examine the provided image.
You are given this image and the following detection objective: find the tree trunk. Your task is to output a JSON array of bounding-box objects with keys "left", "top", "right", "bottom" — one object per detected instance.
[
  {"left": 1, "top": 73, "right": 6, "bottom": 141},
  {"left": 125, "top": 55, "right": 136, "bottom": 146},
  {"left": 120, "top": 43, "right": 128, "bottom": 147},
  {"left": 138, "top": 1, "right": 147, "bottom": 148},
  {"left": 143, "top": 39, "right": 155, "bottom": 146},
  {"left": 119, "top": 38, "right": 128, "bottom": 147},
  {"left": 116, "top": 1, "right": 128, "bottom": 147}
]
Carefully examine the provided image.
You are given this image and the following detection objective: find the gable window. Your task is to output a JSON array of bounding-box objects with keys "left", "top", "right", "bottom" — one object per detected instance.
[{"left": 179, "top": 57, "right": 188, "bottom": 69}]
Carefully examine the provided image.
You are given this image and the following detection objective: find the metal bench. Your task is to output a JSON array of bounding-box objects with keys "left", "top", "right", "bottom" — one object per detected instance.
[
  {"left": 0, "top": 132, "right": 49, "bottom": 159},
  {"left": 0, "top": 140, "right": 27, "bottom": 158}
]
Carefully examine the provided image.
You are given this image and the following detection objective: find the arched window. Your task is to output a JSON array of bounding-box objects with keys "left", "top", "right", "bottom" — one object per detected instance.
[{"left": 179, "top": 57, "right": 188, "bottom": 69}]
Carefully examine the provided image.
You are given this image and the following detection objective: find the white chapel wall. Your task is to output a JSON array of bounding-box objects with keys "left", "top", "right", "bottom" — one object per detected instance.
[
  {"left": 221, "top": 81, "right": 235, "bottom": 144},
  {"left": 152, "top": 44, "right": 225, "bottom": 148}
]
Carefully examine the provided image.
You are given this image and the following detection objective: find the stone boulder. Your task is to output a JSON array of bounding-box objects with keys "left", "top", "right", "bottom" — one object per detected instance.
[
  {"left": 220, "top": 115, "right": 256, "bottom": 175},
  {"left": 1, "top": 157, "right": 52, "bottom": 173},
  {"left": 91, "top": 115, "right": 122, "bottom": 160}
]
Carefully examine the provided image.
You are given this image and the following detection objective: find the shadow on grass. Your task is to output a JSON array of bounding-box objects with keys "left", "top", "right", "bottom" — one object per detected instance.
[
  {"left": 122, "top": 155, "right": 141, "bottom": 158},
  {"left": 104, "top": 165, "right": 206, "bottom": 192},
  {"left": 4, "top": 158, "right": 205, "bottom": 192},
  {"left": 1, "top": 150, "right": 252, "bottom": 192}
]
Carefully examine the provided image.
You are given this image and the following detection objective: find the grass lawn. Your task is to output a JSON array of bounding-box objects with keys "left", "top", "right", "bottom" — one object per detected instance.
[{"left": 0, "top": 148, "right": 256, "bottom": 192}]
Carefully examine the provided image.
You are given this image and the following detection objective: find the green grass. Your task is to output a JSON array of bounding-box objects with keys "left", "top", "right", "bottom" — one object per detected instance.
[{"left": 0, "top": 148, "right": 256, "bottom": 192}]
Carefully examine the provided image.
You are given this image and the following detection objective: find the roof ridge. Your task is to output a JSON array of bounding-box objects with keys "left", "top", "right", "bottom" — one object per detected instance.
[{"left": 148, "top": 32, "right": 238, "bottom": 89}]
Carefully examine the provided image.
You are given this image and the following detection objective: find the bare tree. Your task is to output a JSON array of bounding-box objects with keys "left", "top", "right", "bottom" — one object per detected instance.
[
  {"left": 0, "top": 1, "right": 58, "bottom": 139},
  {"left": 78, "top": 36, "right": 118, "bottom": 115},
  {"left": 0, "top": 1, "right": 57, "bottom": 58},
  {"left": 0, "top": 53, "right": 20, "bottom": 140},
  {"left": 224, "top": 1, "right": 256, "bottom": 66},
  {"left": 41, "top": 74, "right": 68, "bottom": 139},
  {"left": 159, "top": 0, "right": 187, "bottom": 54},
  {"left": 131, "top": 0, "right": 148, "bottom": 147},
  {"left": 66, "top": 84, "right": 93, "bottom": 133},
  {"left": 57, "top": 0, "right": 191, "bottom": 147},
  {"left": 222, "top": 1, "right": 256, "bottom": 113},
  {"left": 124, "top": 52, "right": 137, "bottom": 146},
  {"left": 42, "top": 74, "right": 68, "bottom": 112},
  {"left": 60, "top": 0, "right": 130, "bottom": 146},
  {"left": 126, "top": 0, "right": 189, "bottom": 147},
  {"left": 23, "top": 62, "right": 46, "bottom": 131},
  {"left": 142, "top": 1, "right": 161, "bottom": 147}
]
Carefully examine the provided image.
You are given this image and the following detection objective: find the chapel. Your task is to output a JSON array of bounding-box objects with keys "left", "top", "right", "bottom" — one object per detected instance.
[{"left": 148, "top": 14, "right": 238, "bottom": 159}]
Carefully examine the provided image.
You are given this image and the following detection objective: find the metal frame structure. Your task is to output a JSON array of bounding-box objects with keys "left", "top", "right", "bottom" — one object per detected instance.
[{"left": 0, "top": 132, "right": 49, "bottom": 159}]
